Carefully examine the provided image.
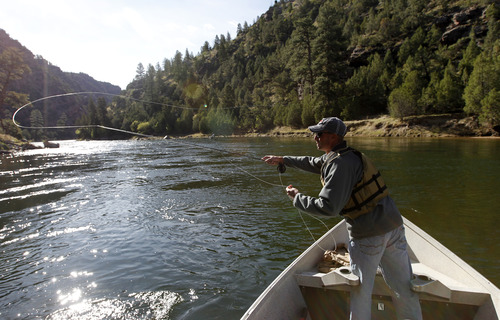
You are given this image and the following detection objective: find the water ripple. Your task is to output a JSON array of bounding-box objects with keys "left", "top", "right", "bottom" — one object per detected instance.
[{"left": 46, "top": 290, "right": 183, "bottom": 320}]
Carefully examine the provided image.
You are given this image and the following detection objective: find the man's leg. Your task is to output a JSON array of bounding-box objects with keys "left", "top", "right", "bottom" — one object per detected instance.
[
  {"left": 349, "top": 234, "right": 386, "bottom": 320},
  {"left": 380, "top": 226, "right": 422, "bottom": 320}
]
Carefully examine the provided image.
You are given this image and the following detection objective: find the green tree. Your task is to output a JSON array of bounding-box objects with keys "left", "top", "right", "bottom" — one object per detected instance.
[
  {"left": 175, "top": 108, "right": 194, "bottom": 133},
  {"left": 137, "top": 121, "right": 152, "bottom": 134},
  {"left": 419, "top": 72, "right": 439, "bottom": 114},
  {"left": 397, "top": 28, "right": 425, "bottom": 67},
  {"left": 144, "top": 64, "right": 160, "bottom": 116},
  {"left": 362, "top": 7, "right": 379, "bottom": 35},
  {"left": 287, "top": 16, "right": 317, "bottom": 96},
  {"left": 483, "top": 4, "right": 500, "bottom": 52},
  {"left": 171, "top": 51, "right": 188, "bottom": 83},
  {"left": 381, "top": 50, "right": 396, "bottom": 91},
  {"left": 109, "top": 0, "right": 495, "bottom": 135},
  {"left": 135, "top": 63, "right": 145, "bottom": 80},
  {"left": 0, "top": 47, "right": 31, "bottom": 133},
  {"left": 57, "top": 113, "right": 68, "bottom": 127},
  {"left": 220, "top": 84, "right": 236, "bottom": 111},
  {"left": 206, "top": 107, "right": 235, "bottom": 135},
  {"left": 458, "top": 32, "right": 481, "bottom": 84},
  {"left": 29, "top": 109, "right": 44, "bottom": 140},
  {"left": 389, "top": 70, "right": 424, "bottom": 118},
  {"left": 463, "top": 50, "right": 500, "bottom": 116},
  {"left": 402, "top": 0, "right": 426, "bottom": 32},
  {"left": 300, "top": 94, "right": 319, "bottom": 126},
  {"left": 480, "top": 89, "right": 500, "bottom": 126},
  {"left": 284, "top": 93, "right": 303, "bottom": 128},
  {"left": 435, "top": 61, "right": 464, "bottom": 113},
  {"left": 312, "top": 1, "right": 347, "bottom": 107},
  {"left": 76, "top": 98, "right": 104, "bottom": 139},
  {"left": 96, "top": 98, "right": 110, "bottom": 126},
  {"left": 342, "top": 53, "right": 387, "bottom": 119},
  {"left": 274, "top": 14, "right": 293, "bottom": 46}
]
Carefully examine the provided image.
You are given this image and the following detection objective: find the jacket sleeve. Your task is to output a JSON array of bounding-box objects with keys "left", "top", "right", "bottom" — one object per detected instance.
[
  {"left": 292, "top": 154, "right": 363, "bottom": 217},
  {"left": 283, "top": 155, "right": 323, "bottom": 174}
]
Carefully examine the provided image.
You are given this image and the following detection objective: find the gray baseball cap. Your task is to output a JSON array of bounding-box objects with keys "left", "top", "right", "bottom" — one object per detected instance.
[{"left": 308, "top": 117, "right": 347, "bottom": 137}]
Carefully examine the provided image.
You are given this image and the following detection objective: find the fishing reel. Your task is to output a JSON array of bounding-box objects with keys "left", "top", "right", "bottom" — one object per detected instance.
[{"left": 277, "top": 162, "right": 286, "bottom": 174}]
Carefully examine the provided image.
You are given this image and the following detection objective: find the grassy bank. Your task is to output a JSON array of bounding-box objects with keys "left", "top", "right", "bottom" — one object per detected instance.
[
  {"left": 251, "top": 114, "right": 498, "bottom": 138},
  {"left": 0, "top": 133, "right": 24, "bottom": 153},
  {"left": 345, "top": 114, "right": 496, "bottom": 138},
  {"left": 1, "top": 114, "right": 498, "bottom": 153}
]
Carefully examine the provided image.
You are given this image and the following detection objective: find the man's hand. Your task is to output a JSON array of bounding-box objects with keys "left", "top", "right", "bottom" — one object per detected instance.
[
  {"left": 261, "top": 155, "right": 284, "bottom": 166},
  {"left": 286, "top": 184, "right": 299, "bottom": 200}
]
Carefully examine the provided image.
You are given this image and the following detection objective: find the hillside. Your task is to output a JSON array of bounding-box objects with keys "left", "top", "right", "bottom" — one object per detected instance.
[
  {"left": 108, "top": 0, "right": 498, "bottom": 138},
  {"left": 0, "top": 29, "right": 121, "bottom": 140}
]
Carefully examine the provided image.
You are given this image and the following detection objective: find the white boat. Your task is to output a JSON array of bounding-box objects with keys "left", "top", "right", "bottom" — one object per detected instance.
[{"left": 241, "top": 217, "right": 500, "bottom": 320}]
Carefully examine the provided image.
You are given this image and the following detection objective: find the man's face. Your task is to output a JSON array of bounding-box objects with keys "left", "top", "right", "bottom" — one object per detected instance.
[{"left": 314, "top": 132, "right": 338, "bottom": 152}]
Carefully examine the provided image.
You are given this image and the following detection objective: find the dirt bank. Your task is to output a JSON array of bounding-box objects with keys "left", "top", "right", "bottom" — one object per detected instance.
[
  {"left": 345, "top": 114, "right": 498, "bottom": 138},
  {"left": 254, "top": 114, "right": 499, "bottom": 138}
]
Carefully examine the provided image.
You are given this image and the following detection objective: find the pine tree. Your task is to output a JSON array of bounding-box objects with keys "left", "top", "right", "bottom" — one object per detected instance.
[
  {"left": 312, "top": 1, "right": 347, "bottom": 109},
  {"left": 135, "top": 63, "right": 145, "bottom": 80},
  {"left": 419, "top": 72, "right": 440, "bottom": 114},
  {"left": 463, "top": 50, "right": 499, "bottom": 116},
  {"left": 287, "top": 16, "right": 317, "bottom": 96},
  {"left": 436, "top": 61, "right": 464, "bottom": 113},
  {"left": 29, "top": 109, "right": 44, "bottom": 140},
  {"left": 389, "top": 70, "right": 424, "bottom": 118},
  {"left": 458, "top": 33, "right": 481, "bottom": 85},
  {"left": 343, "top": 53, "right": 387, "bottom": 119},
  {"left": 480, "top": 89, "right": 500, "bottom": 126}
]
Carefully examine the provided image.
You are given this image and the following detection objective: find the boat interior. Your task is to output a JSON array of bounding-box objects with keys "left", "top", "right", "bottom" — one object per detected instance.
[{"left": 295, "top": 258, "right": 497, "bottom": 320}]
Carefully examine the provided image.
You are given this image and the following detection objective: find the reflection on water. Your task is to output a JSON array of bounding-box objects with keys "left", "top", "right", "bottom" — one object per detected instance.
[
  {"left": 0, "top": 138, "right": 499, "bottom": 319},
  {"left": 47, "top": 290, "right": 183, "bottom": 320}
]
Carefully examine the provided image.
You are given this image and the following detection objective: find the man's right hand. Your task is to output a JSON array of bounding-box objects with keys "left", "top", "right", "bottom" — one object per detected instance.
[{"left": 261, "top": 155, "right": 284, "bottom": 166}]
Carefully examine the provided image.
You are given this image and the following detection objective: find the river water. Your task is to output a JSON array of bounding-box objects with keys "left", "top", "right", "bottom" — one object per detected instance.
[{"left": 0, "top": 137, "right": 498, "bottom": 319}]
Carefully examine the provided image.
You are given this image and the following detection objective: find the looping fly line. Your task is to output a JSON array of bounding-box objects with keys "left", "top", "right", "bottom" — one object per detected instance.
[
  {"left": 12, "top": 91, "right": 270, "bottom": 132},
  {"left": 12, "top": 92, "right": 161, "bottom": 135},
  {"left": 11, "top": 91, "right": 283, "bottom": 186}
]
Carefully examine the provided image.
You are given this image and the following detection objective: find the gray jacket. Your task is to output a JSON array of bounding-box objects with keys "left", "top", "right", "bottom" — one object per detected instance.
[{"left": 283, "top": 142, "right": 403, "bottom": 239}]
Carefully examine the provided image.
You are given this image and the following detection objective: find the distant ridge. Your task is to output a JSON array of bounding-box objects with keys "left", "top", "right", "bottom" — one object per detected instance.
[{"left": 0, "top": 28, "right": 120, "bottom": 135}]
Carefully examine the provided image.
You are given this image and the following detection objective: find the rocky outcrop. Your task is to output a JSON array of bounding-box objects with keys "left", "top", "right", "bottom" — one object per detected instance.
[
  {"left": 440, "top": 6, "right": 487, "bottom": 45},
  {"left": 441, "top": 25, "right": 472, "bottom": 45},
  {"left": 349, "top": 5, "right": 490, "bottom": 67}
]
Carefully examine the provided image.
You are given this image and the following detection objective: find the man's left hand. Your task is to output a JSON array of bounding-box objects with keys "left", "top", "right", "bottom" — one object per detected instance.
[{"left": 286, "top": 185, "right": 299, "bottom": 200}]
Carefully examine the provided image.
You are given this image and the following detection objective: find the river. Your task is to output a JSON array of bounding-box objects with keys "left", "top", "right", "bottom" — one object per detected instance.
[{"left": 0, "top": 137, "right": 498, "bottom": 319}]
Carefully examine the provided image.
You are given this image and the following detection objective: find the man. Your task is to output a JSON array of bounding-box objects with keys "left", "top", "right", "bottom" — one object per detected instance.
[{"left": 262, "top": 117, "right": 422, "bottom": 320}]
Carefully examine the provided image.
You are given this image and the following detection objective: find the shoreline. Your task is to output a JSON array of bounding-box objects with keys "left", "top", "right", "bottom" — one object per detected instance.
[
  {"left": 193, "top": 114, "right": 499, "bottom": 139},
  {"left": 2, "top": 114, "right": 499, "bottom": 153}
]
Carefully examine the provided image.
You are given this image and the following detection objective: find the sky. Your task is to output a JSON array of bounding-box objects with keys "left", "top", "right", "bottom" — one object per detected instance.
[{"left": 1, "top": 0, "right": 275, "bottom": 89}]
